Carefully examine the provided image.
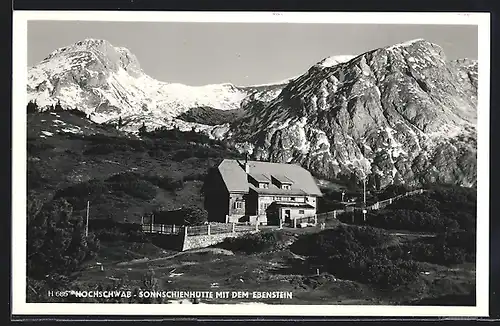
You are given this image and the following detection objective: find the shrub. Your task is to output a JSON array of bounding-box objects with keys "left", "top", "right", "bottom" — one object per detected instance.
[
  {"left": 27, "top": 141, "right": 55, "bottom": 155},
  {"left": 83, "top": 143, "right": 134, "bottom": 155},
  {"left": 67, "top": 108, "right": 88, "bottom": 118},
  {"left": 181, "top": 206, "right": 208, "bottom": 226},
  {"left": 27, "top": 198, "right": 100, "bottom": 279},
  {"left": 106, "top": 173, "right": 157, "bottom": 200},
  {"left": 377, "top": 184, "right": 411, "bottom": 200},
  {"left": 82, "top": 134, "right": 149, "bottom": 154},
  {"left": 54, "top": 179, "right": 109, "bottom": 209},
  {"left": 145, "top": 175, "right": 184, "bottom": 192},
  {"left": 27, "top": 161, "right": 46, "bottom": 189},
  {"left": 361, "top": 209, "right": 460, "bottom": 232},
  {"left": 172, "top": 149, "right": 196, "bottom": 162},
  {"left": 388, "top": 195, "right": 441, "bottom": 216},
  {"left": 290, "top": 225, "right": 420, "bottom": 289},
  {"left": 184, "top": 173, "right": 206, "bottom": 182},
  {"left": 403, "top": 230, "right": 476, "bottom": 265}
]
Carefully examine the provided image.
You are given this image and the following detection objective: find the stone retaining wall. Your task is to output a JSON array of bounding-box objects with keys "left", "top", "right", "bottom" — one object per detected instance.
[{"left": 181, "top": 231, "right": 257, "bottom": 251}]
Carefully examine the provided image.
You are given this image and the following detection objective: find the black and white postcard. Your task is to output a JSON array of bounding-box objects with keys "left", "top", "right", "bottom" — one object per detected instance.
[{"left": 12, "top": 11, "right": 490, "bottom": 317}]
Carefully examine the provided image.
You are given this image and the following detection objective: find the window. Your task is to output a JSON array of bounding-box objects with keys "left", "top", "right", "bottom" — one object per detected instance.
[
  {"left": 234, "top": 201, "right": 243, "bottom": 209},
  {"left": 281, "top": 184, "right": 290, "bottom": 190},
  {"left": 290, "top": 197, "right": 295, "bottom": 201},
  {"left": 299, "top": 210, "right": 305, "bottom": 214},
  {"left": 276, "top": 196, "right": 282, "bottom": 201},
  {"left": 259, "top": 183, "right": 269, "bottom": 189}
]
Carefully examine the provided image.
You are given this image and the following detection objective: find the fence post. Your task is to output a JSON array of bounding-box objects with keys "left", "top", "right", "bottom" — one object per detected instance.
[
  {"left": 314, "top": 214, "right": 317, "bottom": 225},
  {"left": 255, "top": 222, "right": 258, "bottom": 232},
  {"left": 173, "top": 224, "right": 176, "bottom": 233},
  {"left": 232, "top": 222, "right": 235, "bottom": 233},
  {"left": 207, "top": 224, "right": 211, "bottom": 235},
  {"left": 161, "top": 224, "right": 164, "bottom": 234},
  {"left": 184, "top": 226, "right": 188, "bottom": 237},
  {"left": 293, "top": 218, "right": 297, "bottom": 228},
  {"left": 389, "top": 198, "right": 393, "bottom": 204},
  {"left": 333, "top": 210, "right": 337, "bottom": 219}
]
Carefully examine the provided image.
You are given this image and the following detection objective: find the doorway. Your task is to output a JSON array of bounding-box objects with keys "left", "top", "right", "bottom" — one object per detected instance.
[{"left": 284, "top": 209, "right": 291, "bottom": 224}]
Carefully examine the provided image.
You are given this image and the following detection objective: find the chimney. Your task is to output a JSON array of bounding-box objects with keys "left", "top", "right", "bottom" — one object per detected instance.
[{"left": 244, "top": 154, "right": 249, "bottom": 174}]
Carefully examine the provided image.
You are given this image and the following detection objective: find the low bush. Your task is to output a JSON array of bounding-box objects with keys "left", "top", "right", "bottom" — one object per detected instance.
[
  {"left": 172, "top": 149, "right": 195, "bottom": 162},
  {"left": 361, "top": 209, "right": 460, "bottom": 232},
  {"left": 403, "top": 230, "right": 476, "bottom": 265},
  {"left": 83, "top": 143, "right": 134, "bottom": 155},
  {"left": 151, "top": 206, "right": 208, "bottom": 226},
  {"left": 290, "top": 225, "right": 420, "bottom": 289},
  {"left": 27, "top": 198, "right": 101, "bottom": 279},
  {"left": 106, "top": 173, "right": 157, "bottom": 200},
  {"left": 377, "top": 184, "right": 411, "bottom": 201},
  {"left": 144, "top": 175, "right": 184, "bottom": 192},
  {"left": 28, "top": 141, "right": 55, "bottom": 155},
  {"left": 54, "top": 179, "right": 109, "bottom": 209},
  {"left": 55, "top": 173, "right": 157, "bottom": 207},
  {"left": 184, "top": 173, "right": 206, "bottom": 182},
  {"left": 93, "top": 227, "right": 149, "bottom": 243}
]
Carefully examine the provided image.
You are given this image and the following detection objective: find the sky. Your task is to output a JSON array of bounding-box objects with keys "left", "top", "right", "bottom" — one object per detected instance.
[{"left": 28, "top": 21, "right": 478, "bottom": 86}]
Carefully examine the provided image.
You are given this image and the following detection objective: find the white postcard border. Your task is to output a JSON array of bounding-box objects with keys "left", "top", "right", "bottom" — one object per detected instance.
[{"left": 12, "top": 10, "right": 491, "bottom": 317}]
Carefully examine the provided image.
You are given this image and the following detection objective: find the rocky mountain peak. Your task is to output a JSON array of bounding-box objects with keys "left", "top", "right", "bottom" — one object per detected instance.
[
  {"left": 227, "top": 39, "right": 477, "bottom": 188},
  {"left": 27, "top": 39, "right": 287, "bottom": 126},
  {"left": 38, "top": 39, "right": 143, "bottom": 77}
]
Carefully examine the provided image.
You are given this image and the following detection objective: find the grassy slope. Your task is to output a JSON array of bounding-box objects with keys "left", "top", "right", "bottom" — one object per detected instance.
[{"left": 27, "top": 110, "right": 242, "bottom": 223}]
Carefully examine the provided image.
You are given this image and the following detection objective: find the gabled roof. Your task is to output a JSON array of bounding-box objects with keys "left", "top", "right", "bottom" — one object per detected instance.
[{"left": 217, "top": 159, "right": 323, "bottom": 196}]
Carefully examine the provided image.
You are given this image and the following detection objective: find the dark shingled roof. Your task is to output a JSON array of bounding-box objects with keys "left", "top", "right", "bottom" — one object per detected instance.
[{"left": 217, "top": 159, "right": 322, "bottom": 196}]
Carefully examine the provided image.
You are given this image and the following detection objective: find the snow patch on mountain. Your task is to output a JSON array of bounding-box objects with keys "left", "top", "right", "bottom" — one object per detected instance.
[{"left": 317, "top": 55, "right": 356, "bottom": 68}]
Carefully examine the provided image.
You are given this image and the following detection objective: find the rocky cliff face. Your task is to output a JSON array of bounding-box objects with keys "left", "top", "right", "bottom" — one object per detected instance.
[{"left": 226, "top": 39, "right": 477, "bottom": 188}]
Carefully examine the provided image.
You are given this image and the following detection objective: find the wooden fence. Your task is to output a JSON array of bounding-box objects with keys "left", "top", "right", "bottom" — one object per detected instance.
[
  {"left": 294, "top": 189, "right": 425, "bottom": 227},
  {"left": 141, "top": 222, "right": 258, "bottom": 237}
]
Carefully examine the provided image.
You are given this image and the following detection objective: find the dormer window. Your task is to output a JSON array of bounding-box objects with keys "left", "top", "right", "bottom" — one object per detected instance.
[
  {"left": 249, "top": 173, "right": 271, "bottom": 189},
  {"left": 271, "top": 174, "right": 294, "bottom": 190}
]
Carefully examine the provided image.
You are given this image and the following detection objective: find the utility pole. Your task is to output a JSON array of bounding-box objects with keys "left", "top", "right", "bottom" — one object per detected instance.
[
  {"left": 362, "top": 175, "right": 367, "bottom": 222},
  {"left": 363, "top": 177, "right": 366, "bottom": 207},
  {"left": 85, "top": 200, "right": 90, "bottom": 237}
]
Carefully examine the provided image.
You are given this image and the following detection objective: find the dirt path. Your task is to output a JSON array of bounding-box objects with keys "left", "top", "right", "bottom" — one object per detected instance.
[
  {"left": 390, "top": 232, "right": 436, "bottom": 237},
  {"left": 115, "top": 248, "right": 234, "bottom": 266}
]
